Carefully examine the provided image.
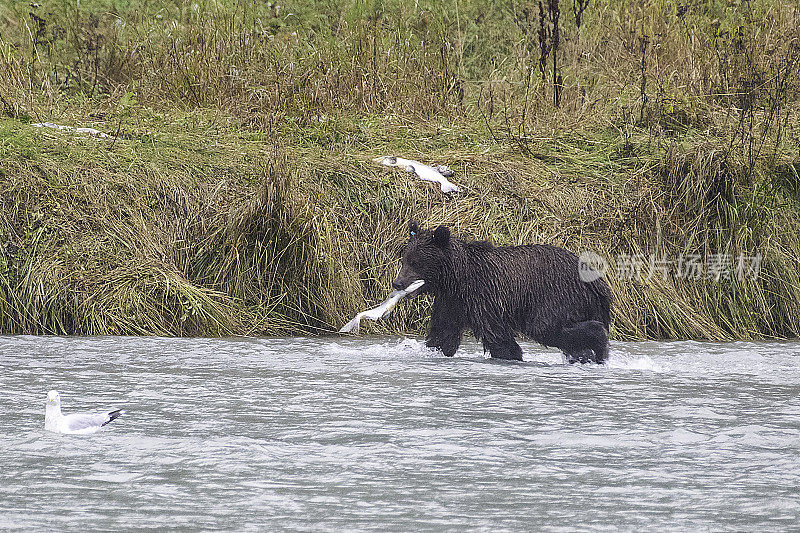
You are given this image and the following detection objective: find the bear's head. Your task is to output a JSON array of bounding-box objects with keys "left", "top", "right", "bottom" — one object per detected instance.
[{"left": 393, "top": 220, "right": 451, "bottom": 297}]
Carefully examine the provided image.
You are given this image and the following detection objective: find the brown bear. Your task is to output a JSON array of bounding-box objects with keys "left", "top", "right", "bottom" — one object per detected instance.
[{"left": 393, "top": 221, "right": 612, "bottom": 363}]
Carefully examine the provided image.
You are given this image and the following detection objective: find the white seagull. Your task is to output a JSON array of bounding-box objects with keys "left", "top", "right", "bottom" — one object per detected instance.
[
  {"left": 44, "top": 390, "right": 125, "bottom": 434},
  {"left": 373, "top": 156, "right": 459, "bottom": 193},
  {"left": 339, "top": 280, "right": 425, "bottom": 333}
]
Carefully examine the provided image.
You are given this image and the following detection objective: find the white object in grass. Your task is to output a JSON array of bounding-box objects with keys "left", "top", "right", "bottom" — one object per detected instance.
[
  {"left": 373, "top": 156, "right": 459, "bottom": 193},
  {"left": 32, "top": 122, "right": 110, "bottom": 138}
]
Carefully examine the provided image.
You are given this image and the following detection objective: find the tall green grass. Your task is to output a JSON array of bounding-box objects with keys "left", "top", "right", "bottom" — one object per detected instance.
[{"left": 0, "top": 0, "right": 798, "bottom": 339}]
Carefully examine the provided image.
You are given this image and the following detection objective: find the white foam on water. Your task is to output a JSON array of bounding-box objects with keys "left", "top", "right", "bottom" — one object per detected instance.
[
  {"left": 520, "top": 347, "right": 565, "bottom": 365},
  {"left": 605, "top": 352, "right": 664, "bottom": 372},
  {"left": 329, "top": 337, "right": 664, "bottom": 370},
  {"left": 325, "top": 336, "right": 439, "bottom": 361}
]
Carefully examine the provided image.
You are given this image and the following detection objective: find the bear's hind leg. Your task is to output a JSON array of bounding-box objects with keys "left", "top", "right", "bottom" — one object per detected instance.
[
  {"left": 558, "top": 320, "right": 609, "bottom": 364},
  {"left": 476, "top": 320, "right": 524, "bottom": 361}
]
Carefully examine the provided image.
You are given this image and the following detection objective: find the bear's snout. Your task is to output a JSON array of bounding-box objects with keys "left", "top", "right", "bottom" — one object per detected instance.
[{"left": 392, "top": 278, "right": 406, "bottom": 290}]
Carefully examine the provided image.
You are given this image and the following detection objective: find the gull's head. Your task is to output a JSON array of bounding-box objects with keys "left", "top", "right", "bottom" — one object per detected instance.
[{"left": 47, "top": 390, "right": 61, "bottom": 406}]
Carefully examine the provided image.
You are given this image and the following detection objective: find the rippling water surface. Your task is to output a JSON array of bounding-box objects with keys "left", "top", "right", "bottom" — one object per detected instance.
[{"left": 1, "top": 335, "right": 799, "bottom": 531}]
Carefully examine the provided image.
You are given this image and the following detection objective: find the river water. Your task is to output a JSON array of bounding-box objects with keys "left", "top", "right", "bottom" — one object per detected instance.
[{"left": 0, "top": 335, "right": 798, "bottom": 531}]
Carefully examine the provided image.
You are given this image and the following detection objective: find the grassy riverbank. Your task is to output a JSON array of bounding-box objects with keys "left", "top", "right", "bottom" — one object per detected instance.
[{"left": 1, "top": 0, "right": 799, "bottom": 339}]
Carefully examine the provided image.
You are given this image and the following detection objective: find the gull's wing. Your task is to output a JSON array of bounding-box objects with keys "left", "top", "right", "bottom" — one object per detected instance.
[{"left": 63, "top": 410, "right": 123, "bottom": 432}]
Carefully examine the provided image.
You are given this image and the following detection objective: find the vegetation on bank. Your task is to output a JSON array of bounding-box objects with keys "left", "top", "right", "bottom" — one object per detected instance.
[{"left": 0, "top": 0, "right": 798, "bottom": 339}]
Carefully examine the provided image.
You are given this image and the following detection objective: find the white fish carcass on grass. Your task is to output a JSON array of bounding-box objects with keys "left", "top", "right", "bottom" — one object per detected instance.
[
  {"left": 32, "top": 122, "right": 110, "bottom": 138},
  {"left": 373, "top": 156, "right": 459, "bottom": 193}
]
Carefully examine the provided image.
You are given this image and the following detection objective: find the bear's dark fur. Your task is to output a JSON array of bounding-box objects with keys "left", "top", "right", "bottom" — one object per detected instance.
[{"left": 393, "top": 221, "right": 612, "bottom": 363}]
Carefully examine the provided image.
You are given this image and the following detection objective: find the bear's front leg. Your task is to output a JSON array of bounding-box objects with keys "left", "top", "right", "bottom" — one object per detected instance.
[
  {"left": 485, "top": 338, "right": 523, "bottom": 361},
  {"left": 426, "top": 299, "right": 464, "bottom": 357},
  {"left": 426, "top": 329, "right": 464, "bottom": 357}
]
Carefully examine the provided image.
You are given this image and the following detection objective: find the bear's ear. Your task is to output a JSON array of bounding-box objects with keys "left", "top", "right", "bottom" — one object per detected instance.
[
  {"left": 432, "top": 225, "right": 450, "bottom": 247},
  {"left": 409, "top": 220, "right": 420, "bottom": 237}
]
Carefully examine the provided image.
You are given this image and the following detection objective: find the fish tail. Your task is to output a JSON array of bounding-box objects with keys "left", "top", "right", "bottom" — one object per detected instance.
[{"left": 339, "top": 317, "right": 361, "bottom": 334}]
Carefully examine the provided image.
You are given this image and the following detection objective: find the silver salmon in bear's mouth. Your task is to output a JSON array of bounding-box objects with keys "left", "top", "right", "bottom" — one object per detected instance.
[
  {"left": 403, "top": 280, "right": 426, "bottom": 299},
  {"left": 339, "top": 280, "right": 425, "bottom": 334}
]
